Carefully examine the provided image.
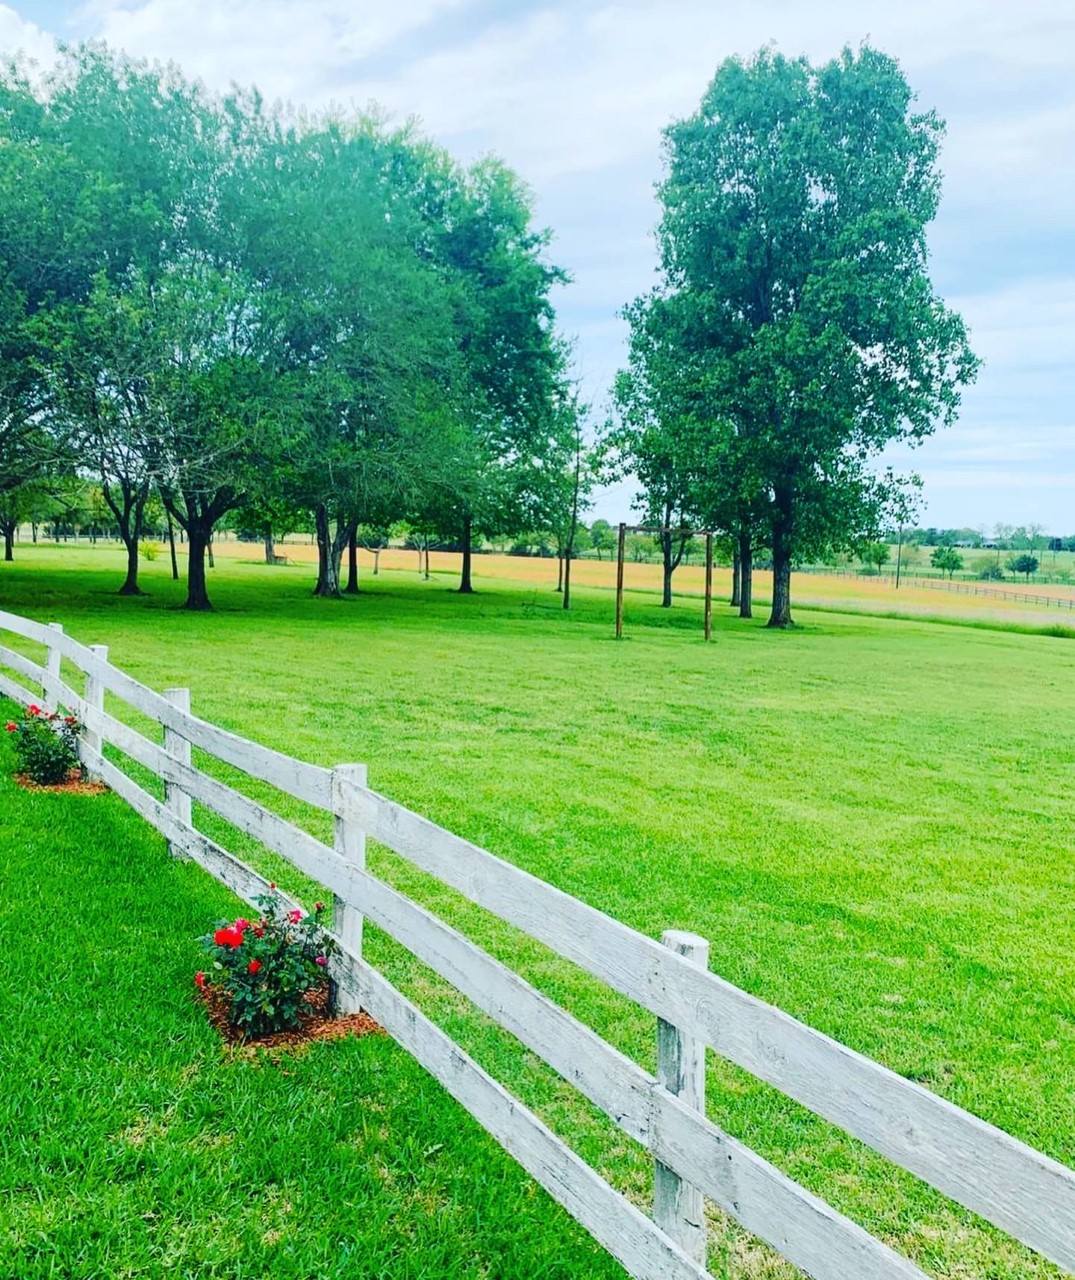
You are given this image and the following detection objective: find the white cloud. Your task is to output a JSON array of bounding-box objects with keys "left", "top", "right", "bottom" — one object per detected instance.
[
  {"left": 16, "top": 0, "right": 1075, "bottom": 527},
  {"left": 79, "top": 0, "right": 468, "bottom": 104},
  {"left": 0, "top": 4, "right": 57, "bottom": 66}
]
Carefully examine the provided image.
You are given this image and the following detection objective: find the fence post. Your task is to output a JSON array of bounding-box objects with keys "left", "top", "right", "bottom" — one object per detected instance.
[
  {"left": 43, "top": 622, "right": 62, "bottom": 707},
  {"left": 331, "top": 762, "right": 368, "bottom": 1013},
  {"left": 162, "top": 688, "right": 192, "bottom": 859},
  {"left": 655, "top": 929, "right": 710, "bottom": 1266},
  {"left": 81, "top": 644, "right": 108, "bottom": 776}
]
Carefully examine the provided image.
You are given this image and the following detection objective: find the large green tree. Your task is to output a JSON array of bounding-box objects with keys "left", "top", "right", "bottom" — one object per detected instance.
[{"left": 625, "top": 45, "right": 979, "bottom": 627}]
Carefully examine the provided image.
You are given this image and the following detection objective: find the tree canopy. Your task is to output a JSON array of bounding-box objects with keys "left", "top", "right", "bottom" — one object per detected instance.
[
  {"left": 616, "top": 45, "right": 979, "bottom": 626},
  {"left": 0, "top": 44, "right": 578, "bottom": 607}
]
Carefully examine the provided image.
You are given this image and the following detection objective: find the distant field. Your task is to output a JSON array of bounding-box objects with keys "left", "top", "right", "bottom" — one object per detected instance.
[{"left": 2, "top": 543, "right": 1074, "bottom": 1278}]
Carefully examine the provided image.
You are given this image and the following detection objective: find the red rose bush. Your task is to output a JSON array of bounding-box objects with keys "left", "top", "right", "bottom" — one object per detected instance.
[
  {"left": 5, "top": 704, "right": 83, "bottom": 785},
  {"left": 198, "top": 889, "right": 337, "bottom": 1038}
]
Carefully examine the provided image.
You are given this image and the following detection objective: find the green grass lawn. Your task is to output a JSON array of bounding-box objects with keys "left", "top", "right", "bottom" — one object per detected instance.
[
  {"left": 0, "top": 740, "right": 626, "bottom": 1280},
  {"left": 2, "top": 544, "right": 1075, "bottom": 1278}
]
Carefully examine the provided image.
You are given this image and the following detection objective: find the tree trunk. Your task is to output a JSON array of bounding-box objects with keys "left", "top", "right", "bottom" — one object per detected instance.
[
  {"left": 459, "top": 515, "right": 474, "bottom": 593},
  {"left": 767, "top": 501, "right": 794, "bottom": 628},
  {"left": 423, "top": 544, "right": 430, "bottom": 581},
  {"left": 373, "top": 549, "right": 380, "bottom": 576},
  {"left": 118, "top": 535, "right": 144, "bottom": 596},
  {"left": 556, "top": 553, "right": 564, "bottom": 593},
  {"left": 167, "top": 516, "right": 179, "bottom": 580},
  {"left": 31, "top": 523, "right": 37, "bottom": 544},
  {"left": 731, "top": 546, "right": 741, "bottom": 606},
  {"left": 738, "top": 531, "right": 753, "bottom": 620},
  {"left": 345, "top": 528, "right": 359, "bottom": 594},
  {"left": 313, "top": 504, "right": 342, "bottom": 598},
  {"left": 2, "top": 524, "right": 13, "bottom": 562},
  {"left": 563, "top": 546, "right": 573, "bottom": 610},
  {"left": 184, "top": 523, "right": 212, "bottom": 611},
  {"left": 661, "top": 532, "right": 674, "bottom": 607},
  {"left": 263, "top": 527, "right": 275, "bottom": 564},
  {"left": 207, "top": 536, "right": 215, "bottom": 570}
]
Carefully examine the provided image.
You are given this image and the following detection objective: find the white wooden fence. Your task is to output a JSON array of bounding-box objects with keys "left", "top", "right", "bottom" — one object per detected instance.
[{"left": 1, "top": 605, "right": 1073, "bottom": 1280}]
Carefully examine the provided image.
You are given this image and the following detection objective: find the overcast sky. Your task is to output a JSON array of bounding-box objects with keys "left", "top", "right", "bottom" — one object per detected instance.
[{"left": 4, "top": 1, "right": 1074, "bottom": 531}]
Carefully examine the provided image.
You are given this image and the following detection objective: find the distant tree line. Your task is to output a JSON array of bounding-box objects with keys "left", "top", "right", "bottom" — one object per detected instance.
[{"left": 0, "top": 45, "right": 599, "bottom": 609}]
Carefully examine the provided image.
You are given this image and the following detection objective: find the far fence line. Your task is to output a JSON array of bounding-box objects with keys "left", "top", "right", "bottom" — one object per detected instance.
[
  {"left": 1, "top": 607, "right": 1073, "bottom": 1280},
  {"left": 801, "top": 566, "right": 1075, "bottom": 609}
]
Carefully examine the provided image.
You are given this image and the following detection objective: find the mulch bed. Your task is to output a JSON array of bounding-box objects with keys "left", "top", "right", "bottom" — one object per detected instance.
[
  {"left": 196, "top": 981, "right": 383, "bottom": 1058},
  {"left": 14, "top": 769, "right": 108, "bottom": 795}
]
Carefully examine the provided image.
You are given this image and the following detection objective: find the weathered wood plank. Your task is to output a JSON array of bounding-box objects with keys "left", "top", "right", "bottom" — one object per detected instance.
[
  {"left": 343, "top": 864, "right": 929, "bottom": 1280},
  {"left": 81, "top": 645, "right": 108, "bottom": 776},
  {"left": 330, "top": 952, "right": 714, "bottom": 1280},
  {"left": 655, "top": 931, "right": 709, "bottom": 1266},
  {"left": 76, "top": 645, "right": 333, "bottom": 807},
  {"left": 0, "top": 609, "right": 57, "bottom": 647},
  {"left": 0, "top": 612, "right": 332, "bottom": 809},
  {"left": 163, "top": 688, "right": 192, "bottom": 861},
  {"left": 73, "top": 731, "right": 925, "bottom": 1278},
  {"left": 342, "top": 780, "right": 1075, "bottom": 1272},
  {"left": 0, "top": 669, "right": 32, "bottom": 705},
  {"left": 81, "top": 704, "right": 336, "bottom": 881},
  {"left": 0, "top": 644, "right": 45, "bottom": 685},
  {"left": 80, "top": 744, "right": 303, "bottom": 916},
  {"left": 332, "top": 763, "right": 367, "bottom": 1014}
]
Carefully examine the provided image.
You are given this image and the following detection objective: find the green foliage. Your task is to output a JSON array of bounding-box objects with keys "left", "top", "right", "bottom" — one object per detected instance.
[
  {"left": 0, "top": 45, "right": 574, "bottom": 606},
  {"left": 862, "top": 542, "right": 891, "bottom": 573},
  {"left": 5, "top": 705, "right": 81, "bottom": 784},
  {"left": 622, "top": 45, "right": 979, "bottom": 626},
  {"left": 1010, "top": 554, "right": 1039, "bottom": 580},
  {"left": 930, "top": 546, "right": 964, "bottom": 578},
  {"left": 589, "top": 518, "right": 614, "bottom": 560},
  {"left": 198, "top": 890, "right": 336, "bottom": 1038},
  {"left": 975, "top": 558, "right": 1005, "bottom": 581}
]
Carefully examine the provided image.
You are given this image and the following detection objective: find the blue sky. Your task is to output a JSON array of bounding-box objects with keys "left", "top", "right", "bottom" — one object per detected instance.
[{"left": 4, "top": 0, "right": 1074, "bottom": 532}]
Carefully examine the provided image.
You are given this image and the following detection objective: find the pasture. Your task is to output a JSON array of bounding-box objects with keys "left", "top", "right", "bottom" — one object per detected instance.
[{"left": 2, "top": 544, "right": 1074, "bottom": 1278}]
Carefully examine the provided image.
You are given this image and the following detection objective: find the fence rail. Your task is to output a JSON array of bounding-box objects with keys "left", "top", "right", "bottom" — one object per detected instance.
[
  {"left": 1, "top": 605, "right": 1073, "bottom": 1280},
  {"left": 802, "top": 567, "right": 1075, "bottom": 609}
]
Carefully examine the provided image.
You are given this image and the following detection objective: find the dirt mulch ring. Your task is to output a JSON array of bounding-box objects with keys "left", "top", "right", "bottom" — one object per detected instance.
[
  {"left": 196, "top": 982, "right": 383, "bottom": 1060},
  {"left": 14, "top": 769, "right": 108, "bottom": 795}
]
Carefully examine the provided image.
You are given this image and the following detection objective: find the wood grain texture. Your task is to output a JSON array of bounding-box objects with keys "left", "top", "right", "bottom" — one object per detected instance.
[
  {"left": 330, "top": 950, "right": 715, "bottom": 1280},
  {"left": 655, "top": 932, "right": 709, "bottom": 1266},
  {"left": 341, "top": 778, "right": 1075, "bottom": 1272},
  {"left": 332, "top": 763, "right": 367, "bottom": 1014}
]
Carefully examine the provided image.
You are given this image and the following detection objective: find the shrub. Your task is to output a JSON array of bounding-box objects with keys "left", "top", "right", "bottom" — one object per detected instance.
[
  {"left": 976, "top": 560, "right": 1005, "bottom": 581},
  {"left": 197, "top": 889, "right": 337, "bottom": 1038},
  {"left": 5, "top": 704, "right": 82, "bottom": 784},
  {"left": 139, "top": 540, "right": 160, "bottom": 561}
]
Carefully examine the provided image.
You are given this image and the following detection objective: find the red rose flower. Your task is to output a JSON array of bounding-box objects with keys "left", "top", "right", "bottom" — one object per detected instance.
[
  {"left": 27, "top": 705, "right": 40, "bottom": 717},
  {"left": 194, "top": 971, "right": 207, "bottom": 988},
  {"left": 4, "top": 722, "right": 15, "bottom": 733},
  {"left": 214, "top": 926, "right": 243, "bottom": 948},
  {"left": 314, "top": 901, "right": 325, "bottom": 913},
  {"left": 287, "top": 908, "right": 303, "bottom": 924},
  {"left": 234, "top": 918, "right": 250, "bottom": 931},
  {"left": 253, "top": 925, "right": 264, "bottom": 938},
  {"left": 247, "top": 959, "right": 261, "bottom": 974},
  {"left": 64, "top": 716, "right": 76, "bottom": 725},
  {"left": 315, "top": 955, "right": 328, "bottom": 967}
]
